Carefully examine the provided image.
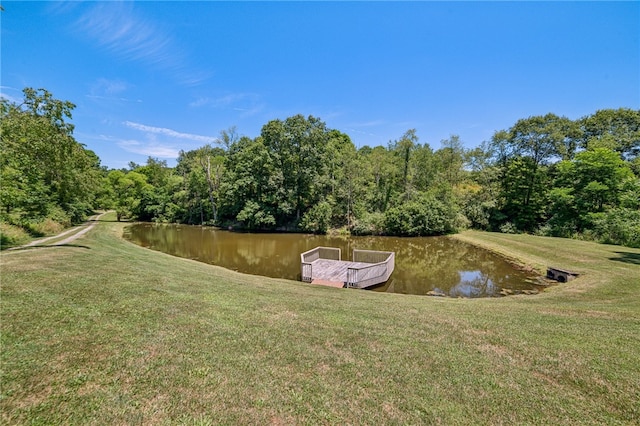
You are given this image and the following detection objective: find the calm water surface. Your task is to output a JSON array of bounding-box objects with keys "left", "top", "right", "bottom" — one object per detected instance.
[{"left": 124, "top": 223, "right": 543, "bottom": 297}]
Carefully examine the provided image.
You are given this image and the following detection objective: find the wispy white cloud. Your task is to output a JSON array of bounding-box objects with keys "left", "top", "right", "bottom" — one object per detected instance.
[
  {"left": 73, "top": 2, "right": 208, "bottom": 86},
  {"left": 86, "top": 78, "right": 142, "bottom": 103},
  {"left": 117, "top": 139, "right": 180, "bottom": 158},
  {"left": 76, "top": 2, "right": 171, "bottom": 64},
  {"left": 93, "top": 78, "right": 128, "bottom": 96},
  {"left": 85, "top": 121, "right": 219, "bottom": 161},
  {"left": 175, "top": 70, "right": 212, "bottom": 88},
  {"left": 234, "top": 103, "right": 265, "bottom": 118},
  {"left": 86, "top": 95, "right": 143, "bottom": 103},
  {"left": 189, "top": 93, "right": 254, "bottom": 108},
  {"left": 124, "top": 121, "right": 220, "bottom": 144},
  {"left": 189, "top": 92, "right": 265, "bottom": 117},
  {"left": 92, "top": 133, "right": 180, "bottom": 159},
  {"left": 0, "top": 86, "right": 22, "bottom": 103},
  {"left": 46, "top": 1, "right": 83, "bottom": 16},
  {"left": 345, "top": 128, "right": 379, "bottom": 138},
  {"left": 342, "top": 119, "right": 386, "bottom": 138},
  {"left": 189, "top": 97, "right": 212, "bottom": 108}
]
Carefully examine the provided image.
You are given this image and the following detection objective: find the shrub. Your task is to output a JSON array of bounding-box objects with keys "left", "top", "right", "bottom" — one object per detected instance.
[
  {"left": 236, "top": 200, "right": 276, "bottom": 230},
  {"left": 591, "top": 208, "right": 640, "bottom": 248},
  {"left": 383, "top": 195, "right": 457, "bottom": 236},
  {"left": 300, "top": 201, "right": 332, "bottom": 234},
  {"left": 535, "top": 223, "right": 553, "bottom": 237},
  {"left": 499, "top": 222, "right": 519, "bottom": 234},
  {"left": 46, "top": 205, "right": 72, "bottom": 228},
  {"left": 24, "top": 218, "right": 65, "bottom": 237},
  {"left": 0, "top": 222, "right": 30, "bottom": 249},
  {"left": 351, "top": 212, "right": 385, "bottom": 236},
  {"left": 460, "top": 191, "right": 496, "bottom": 230}
]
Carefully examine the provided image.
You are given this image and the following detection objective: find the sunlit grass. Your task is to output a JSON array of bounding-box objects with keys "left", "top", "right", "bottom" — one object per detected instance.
[{"left": 2, "top": 214, "right": 639, "bottom": 424}]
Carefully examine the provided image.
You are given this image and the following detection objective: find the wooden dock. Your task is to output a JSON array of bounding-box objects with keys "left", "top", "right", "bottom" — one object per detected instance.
[{"left": 301, "top": 247, "right": 395, "bottom": 289}]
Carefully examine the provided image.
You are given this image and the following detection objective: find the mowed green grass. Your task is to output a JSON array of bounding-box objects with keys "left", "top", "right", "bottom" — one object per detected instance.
[{"left": 2, "top": 213, "right": 639, "bottom": 425}]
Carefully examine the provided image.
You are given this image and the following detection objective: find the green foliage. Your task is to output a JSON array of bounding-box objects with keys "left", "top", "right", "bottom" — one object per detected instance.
[
  {"left": 590, "top": 208, "right": 640, "bottom": 248},
  {"left": 107, "top": 170, "right": 151, "bottom": 221},
  {"left": 491, "top": 114, "right": 578, "bottom": 231},
  {"left": 462, "top": 146, "right": 502, "bottom": 230},
  {"left": 508, "top": 113, "right": 578, "bottom": 163},
  {"left": 411, "top": 143, "right": 437, "bottom": 191},
  {"left": 1, "top": 88, "right": 104, "bottom": 232},
  {"left": 220, "top": 136, "right": 279, "bottom": 224},
  {"left": 579, "top": 108, "right": 640, "bottom": 159},
  {"left": 571, "top": 148, "right": 633, "bottom": 212},
  {"left": 300, "top": 201, "right": 332, "bottom": 234},
  {"left": 5, "top": 87, "right": 637, "bottom": 247},
  {"left": 499, "top": 222, "right": 519, "bottom": 234},
  {"left": 619, "top": 177, "right": 640, "bottom": 209},
  {"left": 434, "top": 135, "right": 466, "bottom": 187},
  {"left": 236, "top": 200, "right": 276, "bottom": 230},
  {"left": 109, "top": 109, "right": 639, "bottom": 247},
  {"left": 322, "top": 130, "right": 361, "bottom": 228},
  {"left": 383, "top": 195, "right": 457, "bottom": 236},
  {"left": 175, "top": 146, "right": 226, "bottom": 224},
  {"left": 483, "top": 109, "right": 639, "bottom": 246},
  {"left": 261, "top": 115, "right": 329, "bottom": 221},
  {"left": 460, "top": 195, "right": 494, "bottom": 230},
  {"left": 359, "top": 146, "right": 396, "bottom": 212},
  {"left": 0, "top": 222, "right": 30, "bottom": 248},
  {"left": 551, "top": 148, "right": 635, "bottom": 232},
  {"left": 499, "top": 156, "right": 549, "bottom": 231},
  {"left": 545, "top": 187, "right": 577, "bottom": 237},
  {"left": 23, "top": 217, "right": 66, "bottom": 238},
  {"left": 351, "top": 212, "right": 386, "bottom": 236},
  {"left": 389, "top": 129, "right": 418, "bottom": 197}
]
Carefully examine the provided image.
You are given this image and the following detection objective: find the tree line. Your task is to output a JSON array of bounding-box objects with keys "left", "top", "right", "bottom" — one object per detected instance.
[
  {"left": 2, "top": 88, "right": 639, "bottom": 248},
  {"left": 1, "top": 88, "right": 104, "bottom": 244}
]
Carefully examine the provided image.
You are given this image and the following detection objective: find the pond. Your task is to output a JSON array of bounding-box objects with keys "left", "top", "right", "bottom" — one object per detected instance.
[{"left": 124, "top": 223, "right": 544, "bottom": 297}]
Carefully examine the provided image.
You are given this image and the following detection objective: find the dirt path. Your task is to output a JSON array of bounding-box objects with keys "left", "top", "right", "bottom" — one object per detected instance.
[{"left": 7, "top": 211, "right": 109, "bottom": 251}]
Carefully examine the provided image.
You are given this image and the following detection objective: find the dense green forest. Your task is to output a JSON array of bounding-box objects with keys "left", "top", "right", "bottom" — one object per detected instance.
[{"left": 2, "top": 88, "right": 640, "bottom": 247}]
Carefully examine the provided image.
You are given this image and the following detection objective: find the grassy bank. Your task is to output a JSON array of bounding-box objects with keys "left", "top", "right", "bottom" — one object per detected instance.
[{"left": 2, "top": 213, "right": 639, "bottom": 424}]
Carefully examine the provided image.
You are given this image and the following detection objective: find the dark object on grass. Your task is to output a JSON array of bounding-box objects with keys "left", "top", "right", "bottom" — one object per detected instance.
[{"left": 547, "top": 267, "right": 579, "bottom": 283}]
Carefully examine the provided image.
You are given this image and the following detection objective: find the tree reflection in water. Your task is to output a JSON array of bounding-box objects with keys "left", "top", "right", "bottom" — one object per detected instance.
[{"left": 447, "top": 270, "right": 498, "bottom": 298}]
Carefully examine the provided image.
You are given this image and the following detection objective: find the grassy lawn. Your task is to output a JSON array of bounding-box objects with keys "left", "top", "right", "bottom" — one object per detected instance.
[{"left": 2, "top": 213, "right": 639, "bottom": 424}]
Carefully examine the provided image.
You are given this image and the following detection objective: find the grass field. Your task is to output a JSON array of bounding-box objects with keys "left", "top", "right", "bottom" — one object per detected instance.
[{"left": 2, "top": 213, "right": 639, "bottom": 424}]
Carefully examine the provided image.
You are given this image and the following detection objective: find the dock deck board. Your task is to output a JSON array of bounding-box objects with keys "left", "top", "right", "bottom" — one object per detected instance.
[{"left": 310, "top": 259, "right": 372, "bottom": 283}]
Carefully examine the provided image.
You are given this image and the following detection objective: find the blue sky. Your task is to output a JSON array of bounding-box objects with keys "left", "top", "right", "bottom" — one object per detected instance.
[{"left": 2, "top": 1, "right": 639, "bottom": 169}]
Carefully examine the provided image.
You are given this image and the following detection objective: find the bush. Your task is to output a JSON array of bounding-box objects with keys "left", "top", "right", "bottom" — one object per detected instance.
[
  {"left": 383, "top": 195, "right": 457, "bottom": 236},
  {"left": 236, "top": 200, "right": 276, "bottom": 230},
  {"left": 535, "top": 223, "right": 553, "bottom": 237},
  {"left": 0, "top": 222, "right": 31, "bottom": 249},
  {"left": 499, "top": 222, "right": 519, "bottom": 234},
  {"left": 454, "top": 212, "right": 471, "bottom": 231},
  {"left": 27, "top": 218, "right": 65, "bottom": 237},
  {"left": 460, "top": 190, "right": 495, "bottom": 230},
  {"left": 591, "top": 208, "right": 640, "bottom": 248},
  {"left": 351, "top": 212, "right": 385, "bottom": 236},
  {"left": 300, "top": 201, "right": 332, "bottom": 234}
]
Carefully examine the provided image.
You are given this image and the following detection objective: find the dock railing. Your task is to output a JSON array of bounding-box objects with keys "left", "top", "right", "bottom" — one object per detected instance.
[
  {"left": 346, "top": 250, "right": 395, "bottom": 288},
  {"left": 300, "top": 246, "right": 341, "bottom": 282}
]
